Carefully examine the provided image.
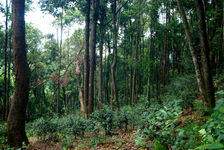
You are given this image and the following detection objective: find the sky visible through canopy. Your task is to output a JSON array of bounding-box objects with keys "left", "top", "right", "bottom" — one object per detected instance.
[{"left": 0, "top": 0, "right": 82, "bottom": 38}]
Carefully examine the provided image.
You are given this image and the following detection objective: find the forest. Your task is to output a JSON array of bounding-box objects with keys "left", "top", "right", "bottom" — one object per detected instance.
[{"left": 0, "top": 0, "right": 224, "bottom": 149}]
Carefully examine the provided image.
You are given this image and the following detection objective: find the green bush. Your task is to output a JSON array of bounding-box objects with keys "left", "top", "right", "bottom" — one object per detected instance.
[
  {"left": 87, "top": 106, "right": 114, "bottom": 135},
  {"left": 28, "top": 117, "right": 58, "bottom": 140},
  {"left": 114, "top": 106, "right": 136, "bottom": 131},
  {"left": 134, "top": 99, "right": 183, "bottom": 148}
]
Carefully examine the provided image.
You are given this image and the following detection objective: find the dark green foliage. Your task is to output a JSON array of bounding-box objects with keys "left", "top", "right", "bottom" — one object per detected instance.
[
  {"left": 165, "top": 74, "right": 198, "bottom": 108},
  {"left": 27, "top": 114, "right": 88, "bottom": 140},
  {"left": 196, "top": 90, "right": 224, "bottom": 149},
  {"left": 27, "top": 117, "right": 58, "bottom": 140},
  {"left": 88, "top": 106, "right": 114, "bottom": 135},
  {"left": 0, "top": 123, "right": 7, "bottom": 147}
]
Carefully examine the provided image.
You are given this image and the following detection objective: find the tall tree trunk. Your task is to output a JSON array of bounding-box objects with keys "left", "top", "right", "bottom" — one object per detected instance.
[
  {"left": 88, "top": 0, "right": 99, "bottom": 115},
  {"left": 176, "top": 0, "right": 206, "bottom": 104},
  {"left": 3, "top": 0, "right": 9, "bottom": 122},
  {"left": 147, "top": 26, "right": 152, "bottom": 101},
  {"left": 194, "top": 0, "right": 215, "bottom": 109},
  {"left": 111, "top": 0, "right": 120, "bottom": 110},
  {"left": 84, "top": 0, "right": 90, "bottom": 115},
  {"left": 7, "top": 0, "right": 29, "bottom": 147},
  {"left": 106, "top": 38, "right": 111, "bottom": 104},
  {"left": 131, "top": 1, "right": 140, "bottom": 105},
  {"left": 98, "top": 1, "right": 105, "bottom": 109}
]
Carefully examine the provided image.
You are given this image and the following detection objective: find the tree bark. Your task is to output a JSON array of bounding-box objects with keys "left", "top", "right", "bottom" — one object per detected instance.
[
  {"left": 7, "top": 0, "right": 29, "bottom": 147},
  {"left": 176, "top": 0, "right": 206, "bottom": 103},
  {"left": 147, "top": 25, "right": 152, "bottom": 101},
  {"left": 194, "top": 0, "right": 215, "bottom": 109},
  {"left": 98, "top": 1, "right": 106, "bottom": 109},
  {"left": 84, "top": 0, "right": 90, "bottom": 115},
  {"left": 75, "top": 57, "right": 86, "bottom": 117},
  {"left": 131, "top": 1, "right": 140, "bottom": 105},
  {"left": 111, "top": 0, "right": 120, "bottom": 110},
  {"left": 88, "top": 0, "right": 99, "bottom": 115}
]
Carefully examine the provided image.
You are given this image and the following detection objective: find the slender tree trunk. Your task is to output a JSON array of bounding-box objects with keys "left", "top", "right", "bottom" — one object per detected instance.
[
  {"left": 194, "top": 0, "right": 215, "bottom": 109},
  {"left": 147, "top": 26, "right": 152, "bottom": 101},
  {"left": 176, "top": 0, "right": 206, "bottom": 103},
  {"left": 3, "top": 0, "right": 9, "bottom": 122},
  {"left": 88, "top": 0, "right": 99, "bottom": 115},
  {"left": 171, "top": 28, "right": 175, "bottom": 80},
  {"left": 98, "top": 1, "right": 105, "bottom": 109},
  {"left": 7, "top": 0, "right": 29, "bottom": 147},
  {"left": 84, "top": 0, "right": 90, "bottom": 115},
  {"left": 111, "top": 0, "right": 120, "bottom": 110},
  {"left": 75, "top": 57, "right": 86, "bottom": 117},
  {"left": 131, "top": 1, "right": 140, "bottom": 105}
]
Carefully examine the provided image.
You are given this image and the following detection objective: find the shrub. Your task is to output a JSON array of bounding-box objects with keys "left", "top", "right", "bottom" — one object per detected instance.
[
  {"left": 28, "top": 117, "right": 58, "bottom": 140},
  {"left": 88, "top": 106, "right": 114, "bottom": 135},
  {"left": 134, "top": 99, "right": 183, "bottom": 148}
]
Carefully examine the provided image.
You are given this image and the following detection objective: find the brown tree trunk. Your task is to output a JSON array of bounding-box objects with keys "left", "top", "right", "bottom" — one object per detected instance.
[
  {"left": 176, "top": 0, "right": 206, "bottom": 103},
  {"left": 75, "top": 57, "right": 86, "bottom": 117},
  {"left": 111, "top": 0, "right": 120, "bottom": 110},
  {"left": 98, "top": 1, "right": 105, "bottom": 109},
  {"left": 131, "top": 1, "right": 140, "bottom": 105},
  {"left": 105, "top": 39, "right": 111, "bottom": 104},
  {"left": 147, "top": 25, "right": 152, "bottom": 101},
  {"left": 194, "top": 0, "right": 215, "bottom": 109},
  {"left": 7, "top": 0, "right": 29, "bottom": 147},
  {"left": 84, "top": 0, "right": 90, "bottom": 115},
  {"left": 88, "top": 0, "right": 99, "bottom": 115}
]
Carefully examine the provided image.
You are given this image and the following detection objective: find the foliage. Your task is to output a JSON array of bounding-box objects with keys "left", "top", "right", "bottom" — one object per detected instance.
[
  {"left": 134, "top": 99, "right": 183, "bottom": 148},
  {"left": 27, "top": 117, "right": 58, "bottom": 140},
  {"left": 87, "top": 106, "right": 114, "bottom": 135},
  {"left": 196, "top": 91, "right": 224, "bottom": 150},
  {"left": 0, "top": 123, "right": 7, "bottom": 148},
  {"left": 165, "top": 74, "right": 198, "bottom": 108}
]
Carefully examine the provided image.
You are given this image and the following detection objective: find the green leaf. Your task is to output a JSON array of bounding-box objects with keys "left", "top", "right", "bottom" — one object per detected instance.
[
  {"left": 206, "top": 143, "right": 224, "bottom": 149},
  {"left": 207, "top": 135, "right": 214, "bottom": 143}
]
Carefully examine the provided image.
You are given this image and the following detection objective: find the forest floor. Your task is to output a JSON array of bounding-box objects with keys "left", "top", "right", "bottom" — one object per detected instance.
[
  {"left": 26, "top": 107, "right": 205, "bottom": 150},
  {"left": 27, "top": 130, "right": 147, "bottom": 150}
]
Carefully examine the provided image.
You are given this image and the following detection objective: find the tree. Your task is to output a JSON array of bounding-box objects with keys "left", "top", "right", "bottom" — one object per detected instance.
[
  {"left": 194, "top": 0, "right": 215, "bottom": 109},
  {"left": 7, "top": 0, "right": 29, "bottom": 147},
  {"left": 88, "top": 0, "right": 99, "bottom": 115},
  {"left": 176, "top": 0, "right": 205, "bottom": 104},
  {"left": 177, "top": 0, "right": 215, "bottom": 109},
  {"left": 97, "top": 0, "right": 106, "bottom": 109},
  {"left": 84, "top": 0, "right": 90, "bottom": 116},
  {"left": 111, "top": 0, "right": 120, "bottom": 110}
]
